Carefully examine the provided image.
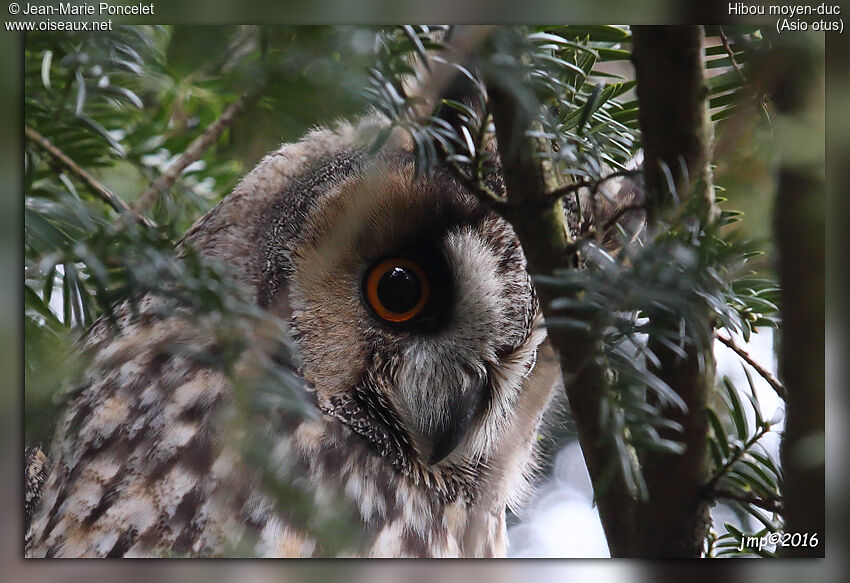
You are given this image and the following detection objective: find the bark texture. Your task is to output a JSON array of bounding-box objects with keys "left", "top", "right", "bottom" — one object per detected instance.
[
  {"left": 488, "top": 83, "right": 640, "bottom": 556},
  {"left": 628, "top": 25, "right": 717, "bottom": 557},
  {"left": 482, "top": 25, "right": 718, "bottom": 557}
]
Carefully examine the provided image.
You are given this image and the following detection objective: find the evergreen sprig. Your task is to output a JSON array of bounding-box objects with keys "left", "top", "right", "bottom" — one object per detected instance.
[
  {"left": 364, "top": 24, "right": 783, "bottom": 555},
  {"left": 24, "top": 25, "right": 784, "bottom": 557}
]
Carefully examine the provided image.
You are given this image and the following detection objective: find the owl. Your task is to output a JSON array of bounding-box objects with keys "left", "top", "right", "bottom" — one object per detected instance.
[{"left": 25, "top": 113, "right": 574, "bottom": 558}]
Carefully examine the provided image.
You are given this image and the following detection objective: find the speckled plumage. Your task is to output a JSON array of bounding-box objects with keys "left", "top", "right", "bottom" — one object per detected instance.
[{"left": 25, "top": 116, "right": 564, "bottom": 558}]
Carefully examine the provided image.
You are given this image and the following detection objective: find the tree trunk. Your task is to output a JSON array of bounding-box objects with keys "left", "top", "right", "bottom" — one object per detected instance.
[
  {"left": 766, "top": 33, "right": 825, "bottom": 558},
  {"left": 484, "top": 25, "right": 718, "bottom": 557},
  {"left": 629, "top": 25, "right": 716, "bottom": 557}
]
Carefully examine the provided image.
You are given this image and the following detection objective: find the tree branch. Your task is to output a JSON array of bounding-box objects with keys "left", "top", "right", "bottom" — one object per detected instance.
[
  {"left": 632, "top": 26, "right": 716, "bottom": 225},
  {"left": 702, "top": 422, "right": 769, "bottom": 497},
  {"left": 566, "top": 201, "right": 647, "bottom": 255},
  {"left": 710, "top": 489, "right": 783, "bottom": 513},
  {"left": 630, "top": 25, "right": 717, "bottom": 557},
  {"left": 718, "top": 27, "right": 746, "bottom": 84},
  {"left": 442, "top": 159, "right": 509, "bottom": 213},
  {"left": 483, "top": 63, "right": 641, "bottom": 558},
  {"left": 716, "top": 332, "right": 787, "bottom": 400},
  {"left": 422, "top": 25, "right": 718, "bottom": 557},
  {"left": 545, "top": 169, "right": 642, "bottom": 206},
  {"left": 121, "top": 86, "right": 263, "bottom": 229},
  {"left": 24, "top": 125, "right": 155, "bottom": 228},
  {"left": 425, "top": 43, "right": 635, "bottom": 546}
]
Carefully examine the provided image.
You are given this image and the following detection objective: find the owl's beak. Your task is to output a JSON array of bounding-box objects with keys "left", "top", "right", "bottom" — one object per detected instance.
[
  {"left": 425, "top": 371, "right": 488, "bottom": 465},
  {"left": 427, "top": 408, "right": 474, "bottom": 465}
]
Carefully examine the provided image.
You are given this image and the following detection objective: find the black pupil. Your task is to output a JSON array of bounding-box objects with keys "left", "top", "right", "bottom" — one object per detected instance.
[{"left": 377, "top": 266, "right": 422, "bottom": 314}]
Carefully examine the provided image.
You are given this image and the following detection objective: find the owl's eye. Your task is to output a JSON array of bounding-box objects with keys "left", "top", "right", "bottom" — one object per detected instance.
[{"left": 364, "top": 258, "right": 431, "bottom": 323}]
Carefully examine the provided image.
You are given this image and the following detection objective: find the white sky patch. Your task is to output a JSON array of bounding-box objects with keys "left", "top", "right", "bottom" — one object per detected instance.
[
  {"left": 508, "top": 442, "right": 609, "bottom": 557},
  {"left": 715, "top": 327, "right": 784, "bottom": 454},
  {"left": 508, "top": 328, "right": 780, "bottom": 557}
]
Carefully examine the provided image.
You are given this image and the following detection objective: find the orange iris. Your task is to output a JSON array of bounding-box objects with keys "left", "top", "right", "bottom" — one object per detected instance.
[{"left": 364, "top": 257, "right": 430, "bottom": 323}]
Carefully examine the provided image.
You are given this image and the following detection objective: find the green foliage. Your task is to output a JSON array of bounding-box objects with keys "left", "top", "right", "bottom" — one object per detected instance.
[
  {"left": 537, "top": 208, "right": 777, "bottom": 504},
  {"left": 24, "top": 25, "right": 374, "bottom": 347},
  {"left": 22, "top": 24, "right": 370, "bottom": 487},
  {"left": 365, "top": 24, "right": 783, "bottom": 555},
  {"left": 704, "top": 369, "right": 784, "bottom": 557},
  {"left": 24, "top": 27, "right": 378, "bottom": 555},
  {"left": 365, "top": 25, "right": 641, "bottom": 184},
  {"left": 24, "top": 25, "right": 784, "bottom": 557}
]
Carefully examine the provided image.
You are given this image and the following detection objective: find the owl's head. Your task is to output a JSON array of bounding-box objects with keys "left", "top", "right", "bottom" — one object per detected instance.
[{"left": 185, "top": 116, "right": 558, "bottom": 504}]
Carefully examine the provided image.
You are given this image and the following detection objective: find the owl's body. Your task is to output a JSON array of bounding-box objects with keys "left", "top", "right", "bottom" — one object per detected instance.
[{"left": 26, "top": 116, "right": 563, "bottom": 557}]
